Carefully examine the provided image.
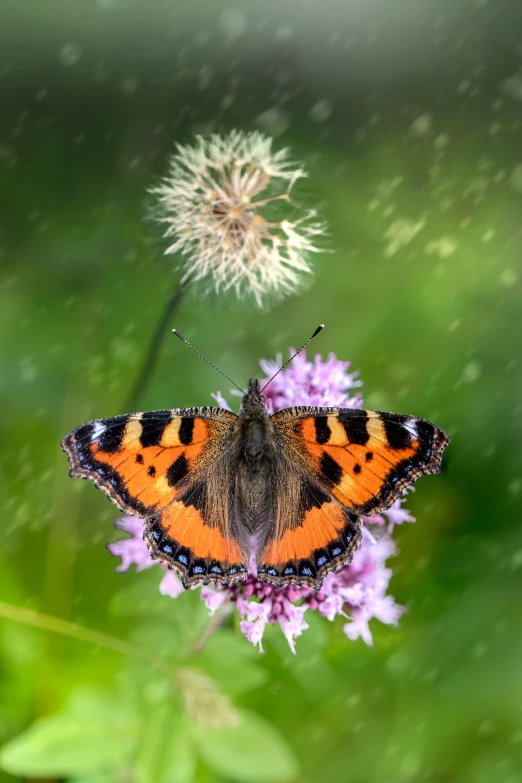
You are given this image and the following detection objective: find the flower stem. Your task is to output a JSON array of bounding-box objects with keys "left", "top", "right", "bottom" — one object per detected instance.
[
  {"left": 0, "top": 600, "right": 178, "bottom": 679},
  {"left": 191, "top": 603, "right": 232, "bottom": 653},
  {"left": 125, "top": 282, "right": 186, "bottom": 411}
]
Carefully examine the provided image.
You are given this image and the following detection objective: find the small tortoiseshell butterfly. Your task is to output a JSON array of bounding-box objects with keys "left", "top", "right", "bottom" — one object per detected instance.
[{"left": 61, "top": 327, "right": 449, "bottom": 590}]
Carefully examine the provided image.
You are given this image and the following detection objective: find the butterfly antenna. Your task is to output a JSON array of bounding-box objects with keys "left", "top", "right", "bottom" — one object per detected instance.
[
  {"left": 261, "top": 324, "right": 325, "bottom": 393},
  {"left": 172, "top": 329, "right": 244, "bottom": 393}
]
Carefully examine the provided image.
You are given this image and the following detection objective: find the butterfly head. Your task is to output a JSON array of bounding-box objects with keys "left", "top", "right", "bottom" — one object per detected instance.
[{"left": 241, "top": 379, "right": 267, "bottom": 413}]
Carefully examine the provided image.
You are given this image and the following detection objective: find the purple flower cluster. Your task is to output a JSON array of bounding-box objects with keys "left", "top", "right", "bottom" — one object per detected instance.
[{"left": 108, "top": 350, "right": 414, "bottom": 653}]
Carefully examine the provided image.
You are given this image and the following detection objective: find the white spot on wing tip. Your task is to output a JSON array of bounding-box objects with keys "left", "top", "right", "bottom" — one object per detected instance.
[
  {"left": 404, "top": 417, "right": 419, "bottom": 439},
  {"left": 91, "top": 421, "right": 106, "bottom": 440}
]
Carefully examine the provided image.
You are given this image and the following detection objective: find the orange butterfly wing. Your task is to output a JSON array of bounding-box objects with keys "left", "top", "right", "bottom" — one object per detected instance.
[
  {"left": 256, "top": 406, "right": 449, "bottom": 588},
  {"left": 61, "top": 407, "right": 247, "bottom": 587},
  {"left": 293, "top": 408, "right": 450, "bottom": 515}
]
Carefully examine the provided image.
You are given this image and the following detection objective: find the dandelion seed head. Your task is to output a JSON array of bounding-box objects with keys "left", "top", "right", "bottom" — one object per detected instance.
[{"left": 152, "top": 131, "right": 325, "bottom": 306}]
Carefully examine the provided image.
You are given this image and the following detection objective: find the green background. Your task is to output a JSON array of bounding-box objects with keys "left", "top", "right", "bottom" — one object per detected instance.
[{"left": 1, "top": 1, "right": 521, "bottom": 781}]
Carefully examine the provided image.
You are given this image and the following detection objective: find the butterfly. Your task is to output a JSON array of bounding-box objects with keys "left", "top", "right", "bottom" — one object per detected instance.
[{"left": 61, "top": 328, "right": 449, "bottom": 590}]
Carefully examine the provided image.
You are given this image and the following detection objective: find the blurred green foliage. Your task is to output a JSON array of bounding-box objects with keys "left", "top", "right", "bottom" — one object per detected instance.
[{"left": 1, "top": 1, "right": 522, "bottom": 781}]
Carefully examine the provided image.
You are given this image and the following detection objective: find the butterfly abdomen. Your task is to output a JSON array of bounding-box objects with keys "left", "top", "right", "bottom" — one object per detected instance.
[{"left": 232, "top": 406, "right": 275, "bottom": 546}]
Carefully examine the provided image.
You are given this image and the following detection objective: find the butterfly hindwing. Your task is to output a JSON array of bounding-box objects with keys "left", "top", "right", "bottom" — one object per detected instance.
[
  {"left": 144, "top": 479, "right": 248, "bottom": 587},
  {"left": 248, "top": 432, "right": 361, "bottom": 587},
  {"left": 258, "top": 480, "right": 363, "bottom": 588},
  {"left": 61, "top": 406, "right": 248, "bottom": 587}
]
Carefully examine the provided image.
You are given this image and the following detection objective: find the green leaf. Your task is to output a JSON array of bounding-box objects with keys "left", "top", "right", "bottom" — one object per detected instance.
[
  {"left": 110, "top": 571, "right": 171, "bottom": 618},
  {"left": 72, "top": 773, "right": 114, "bottom": 783},
  {"left": 134, "top": 708, "right": 196, "bottom": 783},
  {"left": 192, "top": 709, "right": 299, "bottom": 783},
  {"left": 0, "top": 689, "right": 135, "bottom": 777},
  {"left": 203, "top": 630, "right": 261, "bottom": 663},
  {"left": 287, "top": 613, "right": 341, "bottom": 700},
  {"left": 199, "top": 659, "right": 268, "bottom": 695},
  {"left": 198, "top": 631, "right": 268, "bottom": 694},
  {"left": 162, "top": 728, "right": 196, "bottom": 783}
]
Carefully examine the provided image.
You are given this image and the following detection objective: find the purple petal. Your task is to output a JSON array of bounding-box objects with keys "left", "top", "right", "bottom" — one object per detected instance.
[
  {"left": 344, "top": 610, "right": 374, "bottom": 646},
  {"left": 107, "top": 516, "right": 154, "bottom": 572},
  {"left": 235, "top": 597, "right": 274, "bottom": 651},
  {"left": 371, "top": 594, "right": 406, "bottom": 627},
  {"left": 240, "top": 619, "right": 266, "bottom": 652},
  {"left": 201, "top": 587, "right": 229, "bottom": 614},
  {"left": 383, "top": 498, "right": 416, "bottom": 529},
  {"left": 211, "top": 391, "right": 233, "bottom": 411},
  {"left": 259, "top": 348, "right": 363, "bottom": 411},
  {"left": 317, "top": 592, "right": 346, "bottom": 621},
  {"left": 159, "top": 570, "right": 184, "bottom": 598},
  {"left": 237, "top": 596, "right": 272, "bottom": 624},
  {"left": 278, "top": 600, "right": 309, "bottom": 654}
]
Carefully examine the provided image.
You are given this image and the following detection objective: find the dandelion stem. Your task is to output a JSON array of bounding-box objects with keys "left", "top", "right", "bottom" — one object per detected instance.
[
  {"left": 125, "top": 282, "right": 186, "bottom": 411},
  {"left": 0, "top": 601, "right": 178, "bottom": 678}
]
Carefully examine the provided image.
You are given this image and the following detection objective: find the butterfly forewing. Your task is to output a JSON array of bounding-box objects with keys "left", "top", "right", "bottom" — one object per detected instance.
[{"left": 274, "top": 406, "right": 449, "bottom": 516}]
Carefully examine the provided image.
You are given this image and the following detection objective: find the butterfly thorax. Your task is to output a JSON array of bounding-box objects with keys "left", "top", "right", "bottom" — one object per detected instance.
[{"left": 234, "top": 378, "right": 274, "bottom": 471}]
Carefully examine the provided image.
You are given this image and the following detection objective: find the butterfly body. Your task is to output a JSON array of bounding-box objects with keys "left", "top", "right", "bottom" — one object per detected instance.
[
  {"left": 234, "top": 379, "right": 273, "bottom": 469},
  {"left": 61, "top": 379, "right": 449, "bottom": 590}
]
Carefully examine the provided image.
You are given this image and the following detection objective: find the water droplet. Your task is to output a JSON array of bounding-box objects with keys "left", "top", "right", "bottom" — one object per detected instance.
[
  {"left": 461, "top": 361, "right": 482, "bottom": 384},
  {"left": 59, "top": 42, "right": 83, "bottom": 67},
  {"left": 220, "top": 9, "right": 246, "bottom": 41},
  {"left": 511, "top": 548, "right": 522, "bottom": 568},
  {"left": 384, "top": 219, "right": 424, "bottom": 257},
  {"left": 410, "top": 113, "right": 432, "bottom": 137},
  {"left": 275, "top": 25, "right": 293, "bottom": 42},
  {"left": 254, "top": 107, "right": 290, "bottom": 137},
  {"left": 120, "top": 78, "right": 138, "bottom": 95},
  {"left": 309, "top": 100, "right": 333, "bottom": 123},
  {"left": 500, "top": 268, "right": 518, "bottom": 287},
  {"left": 510, "top": 164, "right": 522, "bottom": 193},
  {"left": 425, "top": 237, "right": 458, "bottom": 258},
  {"left": 502, "top": 72, "right": 522, "bottom": 102}
]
